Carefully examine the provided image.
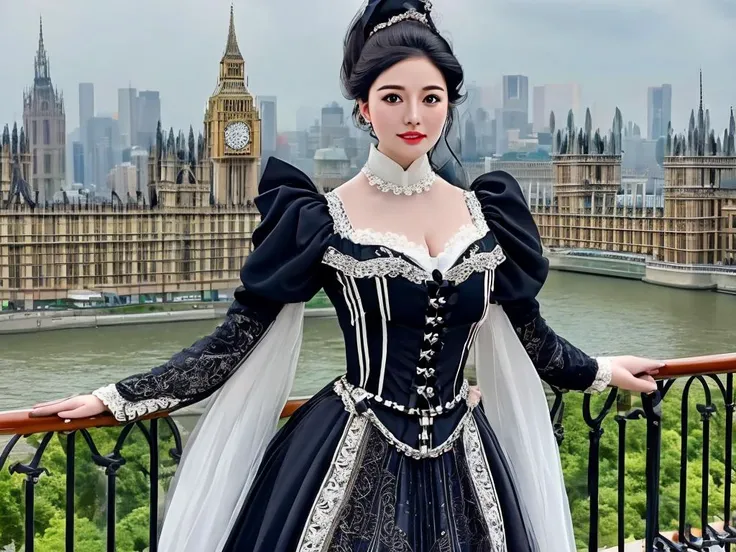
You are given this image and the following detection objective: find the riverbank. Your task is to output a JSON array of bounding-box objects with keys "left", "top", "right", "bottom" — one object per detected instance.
[
  {"left": 546, "top": 249, "right": 736, "bottom": 295},
  {"left": 0, "top": 303, "right": 336, "bottom": 335}
]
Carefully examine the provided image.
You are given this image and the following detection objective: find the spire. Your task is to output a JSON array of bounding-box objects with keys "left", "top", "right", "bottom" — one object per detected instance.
[
  {"left": 696, "top": 69, "right": 705, "bottom": 156},
  {"left": 34, "top": 15, "right": 50, "bottom": 82},
  {"left": 224, "top": 4, "right": 243, "bottom": 58},
  {"left": 39, "top": 15, "right": 45, "bottom": 54}
]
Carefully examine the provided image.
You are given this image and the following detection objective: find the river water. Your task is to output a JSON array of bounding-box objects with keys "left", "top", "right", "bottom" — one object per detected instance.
[{"left": 1, "top": 271, "right": 734, "bottom": 411}]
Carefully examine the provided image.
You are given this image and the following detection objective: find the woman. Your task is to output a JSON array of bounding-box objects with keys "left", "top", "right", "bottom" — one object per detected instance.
[{"left": 31, "top": 1, "right": 662, "bottom": 550}]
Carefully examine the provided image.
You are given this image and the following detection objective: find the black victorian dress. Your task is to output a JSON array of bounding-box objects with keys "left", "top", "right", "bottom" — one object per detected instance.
[{"left": 92, "top": 158, "right": 607, "bottom": 552}]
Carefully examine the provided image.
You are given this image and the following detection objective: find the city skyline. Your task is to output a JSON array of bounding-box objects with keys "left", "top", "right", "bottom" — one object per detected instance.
[{"left": 1, "top": 0, "right": 734, "bottom": 137}]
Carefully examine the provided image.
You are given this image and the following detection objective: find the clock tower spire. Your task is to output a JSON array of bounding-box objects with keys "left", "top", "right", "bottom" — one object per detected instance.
[{"left": 204, "top": 4, "right": 261, "bottom": 205}]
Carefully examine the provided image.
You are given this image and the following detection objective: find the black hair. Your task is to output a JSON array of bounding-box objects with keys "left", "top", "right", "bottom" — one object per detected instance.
[{"left": 340, "top": 13, "right": 467, "bottom": 187}]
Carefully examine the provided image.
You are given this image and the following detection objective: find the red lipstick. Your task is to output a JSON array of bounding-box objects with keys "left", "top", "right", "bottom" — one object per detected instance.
[{"left": 397, "top": 131, "right": 427, "bottom": 145}]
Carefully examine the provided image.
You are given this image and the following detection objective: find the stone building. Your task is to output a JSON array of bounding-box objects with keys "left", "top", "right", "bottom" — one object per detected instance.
[
  {"left": 533, "top": 83, "right": 736, "bottom": 267},
  {"left": 22, "top": 17, "right": 66, "bottom": 204},
  {"left": 0, "top": 7, "right": 262, "bottom": 310}
]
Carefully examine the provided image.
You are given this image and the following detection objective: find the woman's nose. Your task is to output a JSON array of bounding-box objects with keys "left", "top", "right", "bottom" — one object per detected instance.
[{"left": 404, "top": 102, "right": 421, "bottom": 127}]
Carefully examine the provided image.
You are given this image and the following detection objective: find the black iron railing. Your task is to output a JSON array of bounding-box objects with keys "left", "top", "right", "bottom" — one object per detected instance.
[{"left": 1, "top": 354, "right": 736, "bottom": 551}]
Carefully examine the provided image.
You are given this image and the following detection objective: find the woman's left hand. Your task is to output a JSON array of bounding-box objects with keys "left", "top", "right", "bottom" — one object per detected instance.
[{"left": 607, "top": 355, "right": 664, "bottom": 394}]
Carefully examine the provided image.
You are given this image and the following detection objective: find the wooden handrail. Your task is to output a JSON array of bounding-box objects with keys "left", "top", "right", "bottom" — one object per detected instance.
[
  {"left": 0, "top": 398, "right": 310, "bottom": 436},
  {"left": 657, "top": 352, "right": 736, "bottom": 379},
  {"left": 1, "top": 352, "right": 735, "bottom": 436}
]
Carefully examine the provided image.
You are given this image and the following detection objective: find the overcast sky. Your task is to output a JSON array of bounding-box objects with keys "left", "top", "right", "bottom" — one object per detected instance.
[{"left": 1, "top": 0, "right": 733, "bottom": 136}]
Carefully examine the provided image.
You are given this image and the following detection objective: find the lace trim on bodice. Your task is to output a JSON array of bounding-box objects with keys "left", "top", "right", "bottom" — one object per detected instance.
[
  {"left": 323, "top": 244, "right": 506, "bottom": 286},
  {"left": 326, "top": 191, "right": 489, "bottom": 262},
  {"left": 323, "top": 246, "right": 429, "bottom": 285}
]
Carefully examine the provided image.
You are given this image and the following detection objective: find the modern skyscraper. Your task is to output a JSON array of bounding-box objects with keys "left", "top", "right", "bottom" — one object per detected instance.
[
  {"left": 23, "top": 17, "right": 66, "bottom": 203},
  {"left": 259, "top": 96, "right": 278, "bottom": 158},
  {"left": 320, "top": 102, "right": 349, "bottom": 149},
  {"left": 72, "top": 141, "right": 84, "bottom": 184},
  {"left": 78, "top": 83, "right": 94, "bottom": 184},
  {"left": 118, "top": 87, "right": 138, "bottom": 148},
  {"left": 494, "top": 75, "right": 530, "bottom": 154},
  {"left": 137, "top": 90, "right": 161, "bottom": 150},
  {"left": 79, "top": 83, "right": 94, "bottom": 133},
  {"left": 647, "top": 84, "right": 672, "bottom": 140},
  {"left": 502, "top": 75, "right": 529, "bottom": 125},
  {"left": 86, "top": 117, "right": 121, "bottom": 193},
  {"left": 532, "top": 86, "right": 546, "bottom": 133},
  {"left": 532, "top": 83, "right": 582, "bottom": 133}
]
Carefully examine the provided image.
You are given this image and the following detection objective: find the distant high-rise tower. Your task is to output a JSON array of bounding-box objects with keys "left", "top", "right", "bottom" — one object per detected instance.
[
  {"left": 23, "top": 17, "right": 66, "bottom": 203},
  {"left": 137, "top": 90, "right": 161, "bottom": 150},
  {"left": 118, "top": 87, "right": 138, "bottom": 149},
  {"left": 502, "top": 75, "right": 529, "bottom": 127},
  {"left": 647, "top": 84, "right": 672, "bottom": 140},
  {"left": 79, "top": 83, "right": 94, "bottom": 132},
  {"left": 533, "top": 83, "right": 582, "bottom": 133},
  {"left": 204, "top": 5, "right": 262, "bottom": 204},
  {"left": 259, "top": 96, "right": 278, "bottom": 159},
  {"left": 495, "top": 75, "right": 530, "bottom": 154},
  {"left": 79, "top": 82, "right": 94, "bottom": 185},
  {"left": 72, "top": 141, "right": 84, "bottom": 184},
  {"left": 320, "top": 102, "right": 348, "bottom": 149}
]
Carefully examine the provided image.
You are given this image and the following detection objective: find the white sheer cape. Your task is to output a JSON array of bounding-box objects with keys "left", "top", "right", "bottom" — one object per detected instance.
[
  {"left": 156, "top": 302, "right": 576, "bottom": 552},
  {"left": 475, "top": 305, "right": 577, "bottom": 551},
  {"left": 158, "top": 303, "right": 305, "bottom": 552}
]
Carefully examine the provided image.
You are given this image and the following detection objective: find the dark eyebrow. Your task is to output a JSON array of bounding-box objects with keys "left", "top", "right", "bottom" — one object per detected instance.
[{"left": 376, "top": 85, "right": 446, "bottom": 92}]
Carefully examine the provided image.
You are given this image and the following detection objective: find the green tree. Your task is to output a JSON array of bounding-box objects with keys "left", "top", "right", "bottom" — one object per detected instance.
[
  {"left": 0, "top": 470, "right": 23, "bottom": 547},
  {"left": 117, "top": 506, "right": 151, "bottom": 551},
  {"left": 35, "top": 515, "right": 104, "bottom": 552}
]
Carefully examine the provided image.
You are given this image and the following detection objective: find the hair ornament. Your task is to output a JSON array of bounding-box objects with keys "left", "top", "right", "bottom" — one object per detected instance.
[{"left": 361, "top": 0, "right": 434, "bottom": 38}]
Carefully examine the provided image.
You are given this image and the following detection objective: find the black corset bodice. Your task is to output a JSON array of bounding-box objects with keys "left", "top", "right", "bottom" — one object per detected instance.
[{"left": 322, "top": 238, "right": 503, "bottom": 412}]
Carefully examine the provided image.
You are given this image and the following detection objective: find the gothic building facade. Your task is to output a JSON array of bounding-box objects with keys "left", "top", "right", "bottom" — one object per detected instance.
[
  {"left": 0, "top": 8, "right": 261, "bottom": 310},
  {"left": 22, "top": 17, "right": 66, "bottom": 204},
  {"left": 534, "top": 80, "right": 736, "bottom": 268}
]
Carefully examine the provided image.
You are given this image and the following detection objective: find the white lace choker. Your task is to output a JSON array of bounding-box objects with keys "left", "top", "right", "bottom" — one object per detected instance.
[{"left": 361, "top": 144, "right": 436, "bottom": 196}]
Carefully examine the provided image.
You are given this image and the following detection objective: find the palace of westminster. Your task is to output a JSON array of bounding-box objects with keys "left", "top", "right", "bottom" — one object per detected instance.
[{"left": 1, "top": 9, "right": 735, "bottom": 309}]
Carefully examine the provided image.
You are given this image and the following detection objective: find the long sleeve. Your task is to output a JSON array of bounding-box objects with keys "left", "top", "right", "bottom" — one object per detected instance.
[
  {"left": 471, "top": 170, "right": 612, "bottom": 393},
  {"left": 93, "top": 290, "right": 281, "bottom": 422},
  {"left": 501, "top": 298, "right": 611, "bottom": 393},
  {"left": 94, "top": 158, "right": 335, "bottom": 423}
]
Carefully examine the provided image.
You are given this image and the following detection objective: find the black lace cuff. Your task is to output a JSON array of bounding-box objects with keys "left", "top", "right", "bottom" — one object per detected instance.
[
  {"left": 501, "top": 298, "right": 608, "bottom": 393},
  {"left": 93, "top": 287, "right": 281, "bottom": 422}
]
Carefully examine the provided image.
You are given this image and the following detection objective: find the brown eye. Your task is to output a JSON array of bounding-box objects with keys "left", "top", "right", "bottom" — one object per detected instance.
[
  {"left": 425, "top": 95, "right": 441, "bottom": 104},
  {"left": 383, "top": 93, "right": 402, "bottom": 104}
]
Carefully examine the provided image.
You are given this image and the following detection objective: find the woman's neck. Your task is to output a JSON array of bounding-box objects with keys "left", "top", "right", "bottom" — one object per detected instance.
[
  {"left": 375, "top": 144, "right": 422, "bottom": 170},
  {"left": 361, "top": 144, "right": 436, "bottom": 196}
]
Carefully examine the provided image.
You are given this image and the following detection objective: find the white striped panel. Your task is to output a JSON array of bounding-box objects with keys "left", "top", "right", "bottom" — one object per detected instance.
[
  {"left": 347, "top": 276, "right": 370, "bottom": 387},
  {"left": 336, "top": 272, "right": 357, "bottom": 327},
  {"left": 339, "top": 273, "right": 365, "bottom": 384},
  {"left": 375, "top": 277, "right": 389, "bottom": 395},
  {"left": 455, "top": 270, "right": 493, "bottom": 392},
  {"left": 381, "top": 276, "right": 391, "bottom": 321}
]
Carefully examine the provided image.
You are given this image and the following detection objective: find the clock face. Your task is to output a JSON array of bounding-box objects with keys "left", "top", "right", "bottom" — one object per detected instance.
[{"left": 224, "top": 121, "right": 250, "bottom": 150}]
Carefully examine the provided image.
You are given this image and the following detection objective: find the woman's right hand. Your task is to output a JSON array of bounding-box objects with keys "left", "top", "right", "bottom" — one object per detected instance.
[{"left": 30, "top": 394, "right": 109, "bottom": 419}]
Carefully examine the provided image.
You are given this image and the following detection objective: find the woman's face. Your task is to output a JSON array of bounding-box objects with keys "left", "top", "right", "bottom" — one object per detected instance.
[{"left": 359, "top": 56, "right": 448, "bottom": 169}]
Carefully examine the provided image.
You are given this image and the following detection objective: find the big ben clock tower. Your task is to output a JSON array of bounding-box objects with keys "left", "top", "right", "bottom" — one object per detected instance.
[{"left": 204, "top": 6, "right": 261, "bottom": 205}]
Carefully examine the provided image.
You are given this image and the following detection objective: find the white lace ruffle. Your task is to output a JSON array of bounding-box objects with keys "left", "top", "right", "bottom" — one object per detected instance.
[
  {"left": 92, "top": 383, "right": 181, "bottom": 423},
  {"left": 586, "top": 357, "right": 614, "bottom": 394}
]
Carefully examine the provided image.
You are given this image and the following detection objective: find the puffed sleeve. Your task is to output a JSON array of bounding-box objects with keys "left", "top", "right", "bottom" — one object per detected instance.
[
  {"left": 92, "top": 158, "right": 334, "bottom": 422},
  {"left": 471, "top": 171, "right": 612, "bottom": 393}
]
